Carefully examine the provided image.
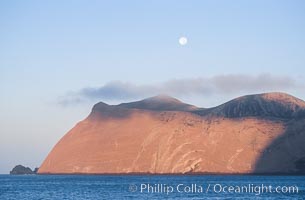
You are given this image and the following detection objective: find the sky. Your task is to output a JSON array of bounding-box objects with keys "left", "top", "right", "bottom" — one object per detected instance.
[{"left": 1, "top": 0, "right": 305, "bottom": 174}]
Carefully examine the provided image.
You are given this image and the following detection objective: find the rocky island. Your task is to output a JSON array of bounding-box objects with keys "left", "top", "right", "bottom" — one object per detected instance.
[
  {"left": 10, "top": 165, "right": 39, "bottom": 175},
  {"left": 38, "top": 92, "right": 305, "bottom": 174}
]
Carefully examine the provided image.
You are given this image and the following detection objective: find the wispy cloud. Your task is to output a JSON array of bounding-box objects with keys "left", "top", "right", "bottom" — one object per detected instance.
[{"left": 58, "top": 73, "right": 300, "bottom": 106}]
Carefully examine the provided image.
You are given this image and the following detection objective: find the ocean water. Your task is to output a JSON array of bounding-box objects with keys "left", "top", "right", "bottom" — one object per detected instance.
[{"left": 0, "top": 175, "right": 304, "bottom": 199}]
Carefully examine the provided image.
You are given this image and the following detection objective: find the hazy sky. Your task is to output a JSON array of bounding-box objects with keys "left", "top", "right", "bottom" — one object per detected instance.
[{"left": 1, "top": 0, "right": 305, "bottom": 174}]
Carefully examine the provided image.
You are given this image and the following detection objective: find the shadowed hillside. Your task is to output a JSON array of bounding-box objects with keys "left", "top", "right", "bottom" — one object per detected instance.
[
  {"left": 254, "top": 119, "right": 305, "bottom": 174},
  {"left": 193, "top": 92, "right": 305, "bottom": 119}
]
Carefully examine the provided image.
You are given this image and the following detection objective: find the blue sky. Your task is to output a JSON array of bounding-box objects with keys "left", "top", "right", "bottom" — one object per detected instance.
[{"left": 1, "top": 0, "right": 305, "bottom": 173}]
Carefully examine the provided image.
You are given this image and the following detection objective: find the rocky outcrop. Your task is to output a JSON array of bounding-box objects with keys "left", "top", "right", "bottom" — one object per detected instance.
[
  {"left": 38, "top": 92, "right": 305, "bottom": 174},
  {"left": 10, "top": 165, "right": 37, "bottom": 175}
]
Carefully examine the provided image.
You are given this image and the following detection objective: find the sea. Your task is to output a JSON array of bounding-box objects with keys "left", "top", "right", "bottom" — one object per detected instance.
[{"left": 0, "top": 175, "right": 304, "bottom": 199}]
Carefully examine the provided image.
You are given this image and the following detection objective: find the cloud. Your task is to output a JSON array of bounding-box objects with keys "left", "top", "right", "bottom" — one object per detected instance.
[{"left": 59, "top": 73, "right": 300, "bottom": 105}]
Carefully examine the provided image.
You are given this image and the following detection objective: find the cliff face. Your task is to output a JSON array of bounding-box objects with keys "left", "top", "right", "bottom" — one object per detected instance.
[{"left": 38, "top": 93, "right": 305, "bottom": 174}]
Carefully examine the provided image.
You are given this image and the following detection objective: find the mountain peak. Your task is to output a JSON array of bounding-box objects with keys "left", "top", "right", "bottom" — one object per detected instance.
[
  {"left": 142, "top": 94, "right": 182, "bottom": 103},
  {"left": 118, "top": 95, "right": 198, "bottom": 112},
  {"left": 260, "top": 92, "right": 305, "bottom": 107},
  {"left": 196, "top": 92, "right": 305, "bottom": 119}
]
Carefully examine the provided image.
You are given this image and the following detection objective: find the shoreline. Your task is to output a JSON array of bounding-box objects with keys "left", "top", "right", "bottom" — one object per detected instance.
[{"left": 35, "top": 172, "right": 305, "bottom": 176}]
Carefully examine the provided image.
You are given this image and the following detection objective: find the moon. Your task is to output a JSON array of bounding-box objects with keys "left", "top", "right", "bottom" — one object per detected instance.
[{"left": 179, "top": 37, "right": 188, "bottom": 46}]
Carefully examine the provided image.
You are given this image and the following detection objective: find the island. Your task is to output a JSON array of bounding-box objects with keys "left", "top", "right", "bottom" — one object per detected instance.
[
  {"left": 38, "top": 92, "right": 305, "bottom": 174},
  {"left": 10, "top": 165, "right": 39, "bottom": 175}
]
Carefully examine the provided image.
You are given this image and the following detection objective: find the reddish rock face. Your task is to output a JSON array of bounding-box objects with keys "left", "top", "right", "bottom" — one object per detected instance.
[{"left": 38, "top": 93, "right": 305, "bottom": 174}]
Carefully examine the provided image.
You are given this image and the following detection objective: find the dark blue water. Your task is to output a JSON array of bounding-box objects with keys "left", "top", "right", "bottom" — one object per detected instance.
[{"left": 0, "top": 175, "right": 304, "bottom": 199}]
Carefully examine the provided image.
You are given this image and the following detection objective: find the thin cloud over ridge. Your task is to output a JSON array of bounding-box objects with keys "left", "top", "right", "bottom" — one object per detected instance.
[{"left": 59, "top": 73, "right": 300, "bottom": 105}]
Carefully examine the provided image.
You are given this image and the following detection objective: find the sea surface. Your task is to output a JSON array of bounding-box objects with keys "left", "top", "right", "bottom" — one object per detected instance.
[{"left": 0, "top": 175, "right": 304, "bottom": 199}]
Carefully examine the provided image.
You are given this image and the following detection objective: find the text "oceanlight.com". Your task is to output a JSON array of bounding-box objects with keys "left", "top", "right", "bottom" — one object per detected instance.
[{"left": 131, "top": 183, "right": 299, "bottom": 196}]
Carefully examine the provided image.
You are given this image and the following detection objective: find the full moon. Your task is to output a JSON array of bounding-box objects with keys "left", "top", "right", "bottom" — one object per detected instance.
[{"left": 179, "top": 37, "right": 188, "bottom": 46}]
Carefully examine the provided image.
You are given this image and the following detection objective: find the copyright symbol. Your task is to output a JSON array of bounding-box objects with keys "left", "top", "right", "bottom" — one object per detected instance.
[{"left": 129, "top": 184, "right": 137, "bottom": 192}]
